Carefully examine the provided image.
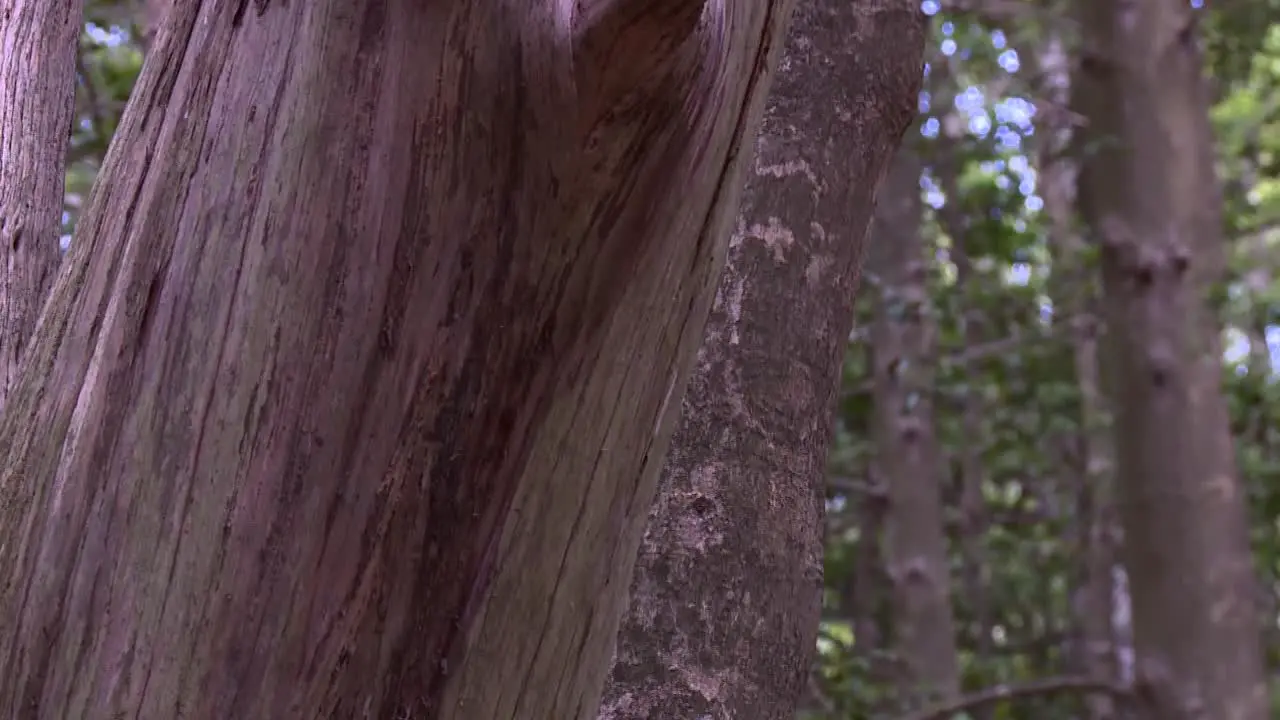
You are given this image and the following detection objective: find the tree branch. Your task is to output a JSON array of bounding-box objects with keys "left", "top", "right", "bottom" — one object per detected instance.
[
  {"left": 843, "top": 329, "right": 1061, "bottom": 397},
  {"left": 896, "top": 676, "right": 1132, "bottom": 720}
]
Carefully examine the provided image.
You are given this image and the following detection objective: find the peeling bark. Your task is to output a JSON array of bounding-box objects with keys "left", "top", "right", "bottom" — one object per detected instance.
[
  {"left": 599, "top": 0, "right": 925, "bottom": 718},
  {"left": 0, "top": 0, "right": 78, "bottom": 412},
  {"left": 1074, "top": 0, "right": 1268, "bottom": 717},
  {"left": 0, "top": 1, "right": 795, "bottom": 717},
  {"left": 869, "top": 148, "right": 960, "bottom": 709}
]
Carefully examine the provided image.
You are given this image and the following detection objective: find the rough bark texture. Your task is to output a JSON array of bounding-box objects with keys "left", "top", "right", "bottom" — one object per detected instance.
[
  {"left": 867, "top": 148, "right": 960, "bottom": 709},
  {"left": 599, "top": 1, "right": 925, "bottom": 718},
  {"left": 0, "top": 0, "right": 78, "bottom": 412},
  {"left": 1074, "top": 0, "right": 1268, "bottom": 717},
  {"left": 0, "top": 1, "right": 795, "bottom": 717}
]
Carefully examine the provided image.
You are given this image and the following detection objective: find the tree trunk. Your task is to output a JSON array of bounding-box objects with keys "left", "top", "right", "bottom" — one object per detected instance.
[
  {"left": 933, "top": 135, "right": 994, "bottom": 701},
  {"left": 599, "top": 0, "right": 925, "bottom": 717},
  {"left": 869, "top": 148, "right": 960, "bottom": 709},
  {"left": 1038, "top": 34, "right": 1119, "bottom": 720},
  {"left": 0, "top": 0, "right": 77, "bottom": 411},
  {"left": 850, "top": 457, "right": 891, "bottom": 662},
  {"left": 1074, "top": 0, "right": 1268, "bottom": 717},
  {"left": 0, "top": 2, "right": 795, "bottom": 717}
]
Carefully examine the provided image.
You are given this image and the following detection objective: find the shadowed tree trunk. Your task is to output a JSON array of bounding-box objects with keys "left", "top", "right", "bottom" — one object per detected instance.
[
  {"left": 1074, "top": 0, "right": 1268, "bottom": 716},
  {"left": 933, "top": 134, "right": 993, "bottom": 701},
  {"left": 1038, "top": 35, "right": 1119, "bottom": 720},
  {"left": 599, "top": 0, "right": 925, "bottom": 717},
  {"left": 0, "top": 0, "right": 77, "bottom": 411},
  {"left": 0, "top": 1, "right": 797, "bottom": 717},
  {"left": 869, "top": 147, "right": 960, "bottom": 709},
  {"left": 850, "top": 457, "right": 891, "bottom": 675}
]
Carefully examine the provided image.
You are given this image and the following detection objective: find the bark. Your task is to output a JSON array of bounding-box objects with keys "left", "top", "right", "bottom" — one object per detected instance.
[
  {"left": 600, "top": 0, "right": 925, "bottom": 717},
  {"left": 1074, "top": 0, "right": 1268, "bottom": 717},
  {"left": 869, "top": 148, "right": 960, "bottom": 709},
  {"left": 1238, "top": 238, "right": 1273, "bottom": 377},
  {"left": 1038, "top": 35, "right": 1119, "bottom": 720},
  {"left": 0, "top": 0, "right": 78, "bottom": 412},
  {"left": 0, "top": 1, "right": 795, "bottom": 717},
  {"left": 850, "top": 461, "right": 891, "bottom": 657}
]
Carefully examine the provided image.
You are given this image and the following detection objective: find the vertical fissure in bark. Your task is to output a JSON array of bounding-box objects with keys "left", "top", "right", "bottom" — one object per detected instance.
[{"left": 599, "top": 0, "right": 926, "bottom": 718}]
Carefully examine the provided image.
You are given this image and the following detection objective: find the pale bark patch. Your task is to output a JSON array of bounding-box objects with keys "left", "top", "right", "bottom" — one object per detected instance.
[{"left": 742, "top": 217, "right": 795, "bottom": 263}]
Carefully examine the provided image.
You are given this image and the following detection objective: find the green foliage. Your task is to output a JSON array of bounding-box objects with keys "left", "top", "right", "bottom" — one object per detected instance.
[
  {"left": 1206, "top": 0, "right": 1280, "bottom": 93},
  {"left": 813, "top": 4, "right": 1280, "bottom": 718},
  {"left": 1214, "top": 24, "right": 1280, "bottom": 239}
]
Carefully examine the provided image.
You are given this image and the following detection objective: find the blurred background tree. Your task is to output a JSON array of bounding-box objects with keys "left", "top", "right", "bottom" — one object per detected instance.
[{"left": 813, "top": 0, "right": 1280, "bottom": 717}]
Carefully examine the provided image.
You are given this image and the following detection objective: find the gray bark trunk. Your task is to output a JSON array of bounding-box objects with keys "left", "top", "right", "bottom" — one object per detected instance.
[
  {"left": 1075, "top": 0, "right": 1268, "bottom": 716},
  {"left": 868, "top": 148, "right": 960, "bottom": 709},
  {"left": 933, "top": 134, "right": 993, "bottom": 700},
  {"left": 599, "top": 0, "right": 926, "bottom": 717},
  {"left": 1037, "top": 36, "right": 1119, "bottom": 720}
]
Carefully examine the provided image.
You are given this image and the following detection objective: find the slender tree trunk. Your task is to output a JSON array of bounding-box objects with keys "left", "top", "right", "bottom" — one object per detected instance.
[
  {"left": 869, "top": 148, "right": 960, "bottom": 709},
  {"left": 1074, "top": 0, "right": 1268, "bottom": 717},
  {"left": 851, "top": 459, "right": 891, "bottom": 659},
  {"left": 0, "top": 2, "right": 796, "bottom": 717},
  {"left": 0, "top": 0, "right": 78, "bottom": 411},
  {"left": 1038, "top": 35, "right": 1119, "bottom": 720},
  {"left": 1053, "top": 150, "right": 1122, "bottom": 720},
  {"left": 599, "top": 1, "right": 925, "bottom": 717},
  {"left": 933, "top": 138, "right": 993, "bottom": 698},
  {"left": 941, "top": 176, "right": 995, "bottom": 720}
]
